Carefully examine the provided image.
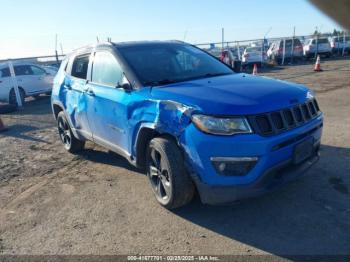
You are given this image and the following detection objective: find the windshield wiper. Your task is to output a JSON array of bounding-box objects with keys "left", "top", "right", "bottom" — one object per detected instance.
[
  {"left": 182, "top": 72, "right": 233, "bottom": 82},
  {"left": 202, "top": 72, "right": 232, "bottom": 78},
  {"left": 144, "top": 79, "right": 178, "bottom": 87},
  {"left": 144, "top": 73, "right": 232, "bottom": 87}
]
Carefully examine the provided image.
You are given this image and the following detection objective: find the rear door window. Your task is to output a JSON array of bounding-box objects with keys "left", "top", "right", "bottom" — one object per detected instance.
[
  {"left": 0, "top": 67, "right": 10, "bottom": 78},
  {"left": 92, "top": 51, "right": 123, "bottom": 86},
  {"left": 71, "top": 54, "right": 90, "bottom": 79},
  {"left": 14, "top": 65, "right": 33, "bottom": 76}
]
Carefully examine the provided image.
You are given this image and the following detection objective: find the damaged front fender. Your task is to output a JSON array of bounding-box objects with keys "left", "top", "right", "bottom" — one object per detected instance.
[{"left": 130, "top": 98, "right": 197, "bottom": 158}]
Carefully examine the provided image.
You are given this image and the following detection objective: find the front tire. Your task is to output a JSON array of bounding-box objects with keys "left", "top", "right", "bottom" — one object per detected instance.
[
  {"left": 57, "top": 111, "right": 85, "bottom": 153},
  {"left": 147, "top": 137, "right": 195, "bottom": 209}
]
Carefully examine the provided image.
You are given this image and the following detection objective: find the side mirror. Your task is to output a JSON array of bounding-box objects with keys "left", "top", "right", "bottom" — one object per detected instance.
[
  {"left": 117, "top": 73, "right": 132, "bottom": 92},
  {"left": 121, "top": 82, "right": 132, "bottom": 91}
]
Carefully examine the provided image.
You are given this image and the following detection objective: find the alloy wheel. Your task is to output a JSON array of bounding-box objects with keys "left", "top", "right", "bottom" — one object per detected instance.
[
  {"left": 148, "top": 148, "right": 172, "bottom": 202},
  {"left": 58, "top": 117, "right": 72, "bottom": 150}
]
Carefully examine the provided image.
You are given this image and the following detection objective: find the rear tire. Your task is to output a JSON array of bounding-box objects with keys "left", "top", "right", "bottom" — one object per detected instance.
[
  {"left": 9, "top": 88, "right": 25, "bottom": 106},
  {"left": 57, "top": 111, "right": 85, "bottom": 153},
  {"left": 146, "top": 137, "right": 195, "bottom": 209}
]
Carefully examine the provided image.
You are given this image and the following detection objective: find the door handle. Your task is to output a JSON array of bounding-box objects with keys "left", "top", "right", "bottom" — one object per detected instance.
[{"left": 64, "top": 84, "right": 72, "bottom": 90}]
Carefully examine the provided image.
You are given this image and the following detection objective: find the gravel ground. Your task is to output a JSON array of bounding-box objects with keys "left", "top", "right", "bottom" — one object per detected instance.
[{"left": 0, "top": 58, "right": 349, "bottom": 258}]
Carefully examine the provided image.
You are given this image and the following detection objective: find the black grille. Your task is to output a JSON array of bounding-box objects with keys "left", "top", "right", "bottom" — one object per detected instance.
[
  {"left": 293, "top": 107, "right": 303, "bottom": 123},
  {"left": 308, "top": 101, "right": 316, "bottom": 115},
  {"left": 283, "top": 110, "right": 294, "bottom": 127},
  {"left": 271, "top": 112, "right": 284, "bottom": 130},
  {"left": 249, "top": 99, "right": 321, "bottom": 136},
  {"left": 301, "top": 104, "right": 311, "bottom": 120},
  {"left": 256, "top": 115, "right": 272, "bottom": 134},
  {"left": 313, "top": 99, "right": 320, "bottom": 111}
]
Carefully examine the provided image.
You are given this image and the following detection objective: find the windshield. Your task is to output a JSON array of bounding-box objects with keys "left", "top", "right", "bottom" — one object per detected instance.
[{"left": 118, "top": 43, "right": 233, "bottom": 86}]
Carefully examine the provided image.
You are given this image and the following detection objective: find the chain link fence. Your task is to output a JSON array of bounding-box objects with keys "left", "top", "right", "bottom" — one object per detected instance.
[{"left": 195, "top": 33, "right": 350, "bottom": 68}]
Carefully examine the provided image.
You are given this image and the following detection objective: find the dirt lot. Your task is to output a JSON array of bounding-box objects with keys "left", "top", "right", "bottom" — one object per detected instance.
[{"left": 0, "top": 58, "right": 350, "bottom": 258}]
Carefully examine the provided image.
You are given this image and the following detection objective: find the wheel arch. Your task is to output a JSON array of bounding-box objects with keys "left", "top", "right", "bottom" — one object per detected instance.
[
  {"left": 134, "top": 125, "right": 181, "bottom": 169},
  {"left": 53, "top": 102, "right": 84, "bottom": 142},
  {"left": 9, "top": 86, "right": 26, "bottom": 95},
  {"left": 52, "top": 102, "right": 64, "bottom": 120},
  {"left": 8, "top": 86, "right": 26, "bottom": 103}
]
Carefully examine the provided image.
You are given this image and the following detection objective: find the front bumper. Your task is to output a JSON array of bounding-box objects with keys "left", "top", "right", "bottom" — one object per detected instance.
[
  {"left": 194, "top": 151, "right": 319, "bottom": 205},
  {"left": 180, "top": 114, "right": 323, "bottom": 204}
]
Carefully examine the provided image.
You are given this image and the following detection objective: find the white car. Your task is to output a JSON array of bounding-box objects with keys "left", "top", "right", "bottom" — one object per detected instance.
[
  {"left": 42, "top": 65, "right": 59, "bottom": 76},
  {"left": 0, "top": 63, "right": 54, "bottom": 105},
  {"left": 303, "top": 37, "right": 332, "bottom": 58},
  {"left": 241, "top": 47, "right": 267, "bottom": 66},
  {"left": 330, "top": 36, "right": 350, "bottom": 54}
]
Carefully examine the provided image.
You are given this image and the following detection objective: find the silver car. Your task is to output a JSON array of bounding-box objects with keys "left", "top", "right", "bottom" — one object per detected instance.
[{"left": 303, "top": 38, "right": 332, "bottom": 58}]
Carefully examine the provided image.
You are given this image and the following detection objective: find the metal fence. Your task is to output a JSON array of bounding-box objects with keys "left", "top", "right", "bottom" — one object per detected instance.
[
  {"left": 195, "top": 33, "right": 350, "bottom": 66},
  {"left": 0, "top": 54, "right": 65, "bottom": 67}
]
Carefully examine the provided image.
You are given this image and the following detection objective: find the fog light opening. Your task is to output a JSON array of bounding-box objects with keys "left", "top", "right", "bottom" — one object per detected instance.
[{"left": 211, "top": 157, "right": 258, "bottom": 176}]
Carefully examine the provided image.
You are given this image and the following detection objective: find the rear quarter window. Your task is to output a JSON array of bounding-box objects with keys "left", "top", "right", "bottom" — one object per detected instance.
[{"left": 71, "top": 55, "right": 90, "bottom": 79}]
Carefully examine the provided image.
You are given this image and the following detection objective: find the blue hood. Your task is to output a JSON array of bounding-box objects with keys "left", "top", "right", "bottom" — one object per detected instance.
[{"left": 150, "top": 74, "right": 310, "bottom": 115}]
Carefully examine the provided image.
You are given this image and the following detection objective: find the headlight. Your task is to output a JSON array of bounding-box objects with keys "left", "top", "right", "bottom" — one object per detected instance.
[{"left": 191, "top": 114, "right": 252, "bottom": 135}]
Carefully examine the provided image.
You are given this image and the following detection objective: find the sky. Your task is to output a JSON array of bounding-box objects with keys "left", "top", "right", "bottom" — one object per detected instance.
[{"left": 0, "top": 0, "right": 342, "bottom": 59}]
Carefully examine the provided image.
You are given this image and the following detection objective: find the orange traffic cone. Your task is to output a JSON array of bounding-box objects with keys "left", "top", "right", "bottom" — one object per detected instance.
[
  {"left": 314, "top": 55, "right": 322, "bottom": 72},
  {"left": 252, "top": 64, "right": 258, "bottom": 75},
  {"left": 0, "top": 116, "right": 7, "bottom": 132}
]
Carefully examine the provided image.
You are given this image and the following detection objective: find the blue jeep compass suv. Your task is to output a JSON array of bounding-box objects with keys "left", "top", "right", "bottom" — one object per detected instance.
[{"left": 51, "top": 41, "right": 323, "bottom": 209}]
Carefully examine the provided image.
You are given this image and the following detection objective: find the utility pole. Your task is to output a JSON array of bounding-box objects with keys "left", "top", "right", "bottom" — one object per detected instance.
[
  {"left": 315, "top": 26, "right": 319, "bottom": 60},
  {"left": 222, "top": 28, "right": 224, "bottom": 50},
  {"left": 263, "top": 27, "right": 272, "bottom": 68},
  {"left": 55, "top": 34, "right": 59, "bottom": 66},
  {"left": 291, "top": 26, "right": 296, "bottom": 64}
]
